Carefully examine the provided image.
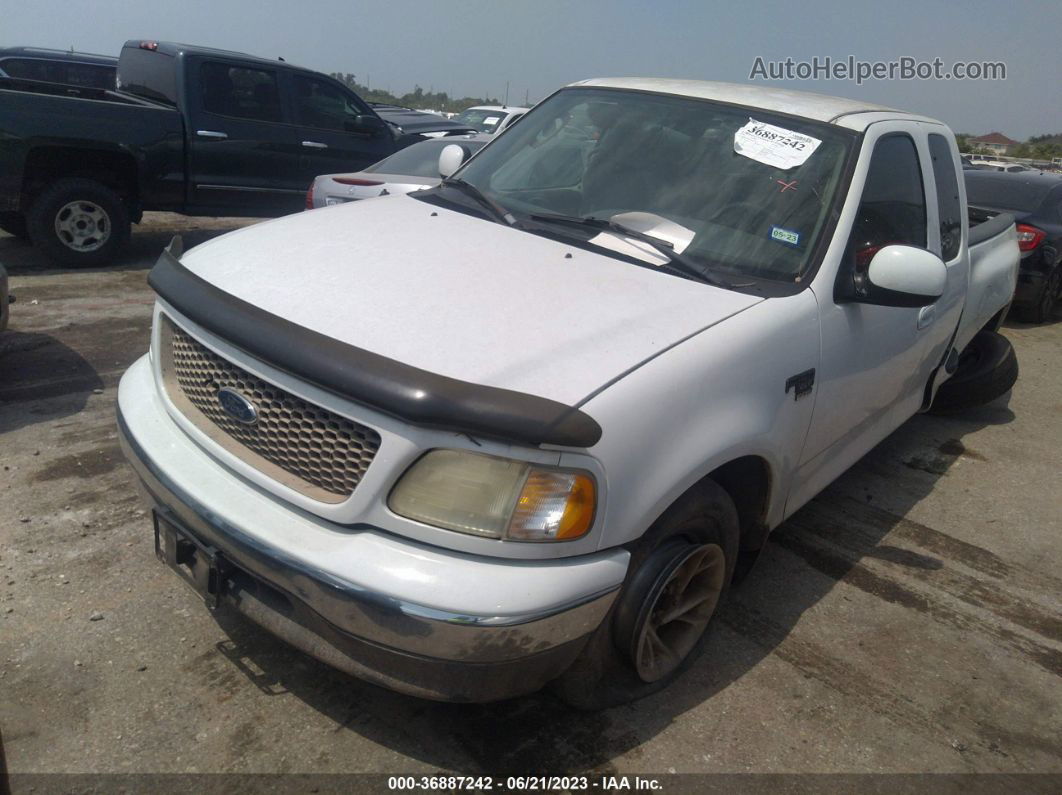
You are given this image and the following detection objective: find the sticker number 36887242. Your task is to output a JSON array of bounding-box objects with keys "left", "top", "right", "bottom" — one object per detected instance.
[{"left": 734, "top": 118, "right": 822, "bottom": 170}]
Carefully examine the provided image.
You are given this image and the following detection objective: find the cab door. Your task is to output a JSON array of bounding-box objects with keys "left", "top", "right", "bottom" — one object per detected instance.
[
  {"left": 185, "top": 58, "right": 305, "bottom": 214},
  {"left": 288, "top": 73, "right": 396, "bottom": 185},
  {"left": 788, "top": 122, "right": 965, "bottom": 512}
]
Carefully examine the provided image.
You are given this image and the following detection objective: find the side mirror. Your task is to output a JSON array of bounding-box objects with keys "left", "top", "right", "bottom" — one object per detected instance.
[
  {"left": 841, "top": 244, "right": 946, "bottom": 308},
  {"left": 438, "top": 144, "right": 469, "bottom": 178},
  {"left": 345, "top": 115, "right": 387, "bottom": 136}
]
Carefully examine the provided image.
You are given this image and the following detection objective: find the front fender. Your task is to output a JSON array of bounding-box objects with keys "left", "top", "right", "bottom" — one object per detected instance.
[{"left": 578, "top": 291, "right": 821, "bottom": 550}]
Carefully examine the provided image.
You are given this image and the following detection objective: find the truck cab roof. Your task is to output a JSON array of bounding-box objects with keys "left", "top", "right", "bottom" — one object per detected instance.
[
  {"left": 121, "top": 40, "right": 309, "bottom": 72},
  {"left": 570, "top": 78, "right": 943, "bottom": 131}
]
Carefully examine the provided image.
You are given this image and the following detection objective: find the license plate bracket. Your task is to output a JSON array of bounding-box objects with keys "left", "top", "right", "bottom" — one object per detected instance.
[{"left": 153, "top": 511, "right": 229, "bottom": 608}]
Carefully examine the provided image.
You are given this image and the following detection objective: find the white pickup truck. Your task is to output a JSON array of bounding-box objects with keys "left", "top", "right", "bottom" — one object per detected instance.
[{"left": 117, "top": 79, "right": 1020, "bottom": 707}]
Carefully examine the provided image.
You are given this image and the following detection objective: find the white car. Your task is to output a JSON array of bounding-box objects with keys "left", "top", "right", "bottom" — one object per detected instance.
[
  {"left": 119, "top": 79, "right": 1019, "bottom": 707},
  {"left": 451, "top": 104, "right": 529, "bottom": 133},
  {"left": 308, "top": 134, "right": 491, "bottom": 208}
]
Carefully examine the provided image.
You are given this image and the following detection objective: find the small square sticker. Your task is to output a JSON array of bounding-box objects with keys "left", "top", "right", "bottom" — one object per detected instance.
[{"left": 770, "top": 226, "right": 800, "bottom": 247}]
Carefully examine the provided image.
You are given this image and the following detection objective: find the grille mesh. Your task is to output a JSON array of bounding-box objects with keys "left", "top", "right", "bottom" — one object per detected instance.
[{"left": 163, "top": 318, "right": 381, "bottom": 501}]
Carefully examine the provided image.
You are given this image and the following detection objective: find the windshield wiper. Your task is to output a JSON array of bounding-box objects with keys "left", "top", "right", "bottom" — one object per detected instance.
[
  {"left": 440, "top": 178, "right": 519, "bottom": 227},
  {"left": 527, "top": 212, "right": 731, "bottom": 288}
]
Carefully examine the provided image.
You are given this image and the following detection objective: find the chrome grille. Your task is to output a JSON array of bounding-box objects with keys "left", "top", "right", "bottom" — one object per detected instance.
[{"left": 159, "top": 315, "right": 381, "bottom": 503}]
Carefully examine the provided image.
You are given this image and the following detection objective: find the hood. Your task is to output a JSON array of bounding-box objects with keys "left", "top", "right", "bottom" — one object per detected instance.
[
  {"left": 373, "top": 106, "right": 476, "bottom": 136},
  {"left": 179, "top": 196, "right": 763, "bottom": 406}
]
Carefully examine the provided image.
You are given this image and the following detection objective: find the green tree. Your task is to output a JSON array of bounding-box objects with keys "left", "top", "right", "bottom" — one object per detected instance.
[{"left": 327, "top": 73, "right": 500, "bottom": 114}]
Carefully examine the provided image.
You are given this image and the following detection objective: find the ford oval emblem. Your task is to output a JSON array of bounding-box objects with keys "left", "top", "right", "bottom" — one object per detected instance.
[{"left": 217, "top": 387, "right": 258, "bottom": 425}]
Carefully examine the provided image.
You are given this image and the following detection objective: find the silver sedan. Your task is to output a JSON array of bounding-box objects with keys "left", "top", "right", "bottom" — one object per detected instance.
[{"left": 309, "top": 134, "right": 492, "bottom": 209}]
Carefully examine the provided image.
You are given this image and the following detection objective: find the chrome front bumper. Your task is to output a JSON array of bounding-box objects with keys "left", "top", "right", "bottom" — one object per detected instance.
[{"left": 117, "top": 405, "right": 621, "bottom": 702}]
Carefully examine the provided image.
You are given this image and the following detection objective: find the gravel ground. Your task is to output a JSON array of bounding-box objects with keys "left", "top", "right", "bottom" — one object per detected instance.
[{"left": 1, "top": 213, "right": 1060, "bottom": 780}]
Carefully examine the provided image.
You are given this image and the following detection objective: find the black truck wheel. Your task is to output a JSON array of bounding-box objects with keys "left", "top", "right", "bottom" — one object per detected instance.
[
  {"left": 551, "top": 481, "right": 739, "bottom": 710},
  {"left": 26, "top": 179, "right": 130, "bottom": 267},
  {"left": 930, "top": 330, "right": 1018, "bottom": 414},
  {"left": 0, "top": 212, "right": 29, "bottom": 240}
]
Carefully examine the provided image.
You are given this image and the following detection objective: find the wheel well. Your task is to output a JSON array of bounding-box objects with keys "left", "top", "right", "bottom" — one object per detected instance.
[
  {"left": 21, "top": 147, "right": 138, "bottom": 211},
  {"left": 704, "top": 456, "right": 771, "bottom": 551}
]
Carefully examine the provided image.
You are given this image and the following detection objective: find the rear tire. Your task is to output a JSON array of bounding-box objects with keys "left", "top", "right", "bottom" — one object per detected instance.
[
  {"left": 0, "top": 212, "right": 28, "bottom": 240},
  {"left": 1014, "top": 266, "right": 1061, "bottom": 324},
  {"left": 26, "top": 178, "right": 130, "bottom": 267},
  {"left": 551, "top": 480, "right": 739, "bottom": 710},
  {"left": 930, "top": 330, "right": 1018, "bottom": 414}
]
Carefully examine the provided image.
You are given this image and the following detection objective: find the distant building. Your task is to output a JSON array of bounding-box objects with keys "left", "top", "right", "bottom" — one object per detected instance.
[{"left": 968, "top": 132, "right": 1020, "bottom": 155}]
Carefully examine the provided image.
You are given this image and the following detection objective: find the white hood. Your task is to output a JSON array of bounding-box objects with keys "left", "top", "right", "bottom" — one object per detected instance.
[{"left": 179, "top": 196, "right": 762, "bottom": 406}]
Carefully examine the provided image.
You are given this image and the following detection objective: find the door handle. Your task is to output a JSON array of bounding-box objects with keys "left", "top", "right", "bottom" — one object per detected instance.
[
  {"left": 917, "top": 304, "right": 936, "bottom": 329},
  {"left": 196, "top": 130, "right": 228, "bottom": 139},
  {"left": 302, "top": 140, "right": 328, "bottom": 149}
]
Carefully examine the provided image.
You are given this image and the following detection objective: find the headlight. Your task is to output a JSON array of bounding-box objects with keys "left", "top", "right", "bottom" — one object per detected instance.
[{"left": 388, "top": 449, "right": 596, "bottom": 542}]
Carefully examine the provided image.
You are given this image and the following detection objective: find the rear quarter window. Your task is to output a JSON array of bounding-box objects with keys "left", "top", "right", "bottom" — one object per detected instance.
[{"left": 928, "top": 134, "right": 962, "bottom": 261}]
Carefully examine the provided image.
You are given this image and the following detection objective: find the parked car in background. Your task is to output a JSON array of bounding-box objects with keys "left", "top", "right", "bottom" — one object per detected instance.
[
  {"left": 309, "top": 133, "right": 491, "bottom": 207},
  {"left": 365, "top": 102, "right": 475, "bottom": 138},
  {"left": 0, "top": 47, "right": 116, "bottom": 91},
  {"left": 451, "top": 105, "right": 529, "bottom": 133},
  {"left": 119, "top": 80, "right": 1019, "bottom": 708},
  {"left": 0, "top": 40, "right": 472, "bottom": 266},
  {"left": 966, "top": 170, "right": 1062, "bottom": 323},
  {"left": 968, "top": 159, "right": 1029, "bottom": 173}
]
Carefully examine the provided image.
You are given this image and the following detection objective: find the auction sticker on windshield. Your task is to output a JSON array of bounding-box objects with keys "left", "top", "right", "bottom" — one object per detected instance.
[{"left": 734, "top": 118, "right": 821, "bottom": 169}]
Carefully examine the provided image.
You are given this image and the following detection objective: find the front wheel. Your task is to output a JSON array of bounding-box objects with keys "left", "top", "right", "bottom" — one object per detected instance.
[
  {"left": 26, "top": 178, "right": 130, "bottom": 267},
  {"left": 552, "top": 481, "right": 739, "bottom": 709}
]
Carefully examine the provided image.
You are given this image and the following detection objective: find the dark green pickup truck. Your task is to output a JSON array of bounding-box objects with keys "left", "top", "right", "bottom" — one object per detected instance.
[{"left": 0, "top": 40, "right": 472, "bottom": 266}]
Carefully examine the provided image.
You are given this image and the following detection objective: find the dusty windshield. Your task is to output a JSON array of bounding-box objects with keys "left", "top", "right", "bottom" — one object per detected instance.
[
  {"left": 454, "top": 88, "right": 855, "bottom": 282},
  {"left": 452, "top": 108, "right": 510, "bottom": 133}
]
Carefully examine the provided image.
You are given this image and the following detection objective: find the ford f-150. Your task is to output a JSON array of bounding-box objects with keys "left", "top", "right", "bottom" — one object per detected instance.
[{"left": 116, "top": 79, "right": 1021, "bottom": 707}]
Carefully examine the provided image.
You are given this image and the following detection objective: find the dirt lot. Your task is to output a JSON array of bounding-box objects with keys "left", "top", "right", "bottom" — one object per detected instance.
[{"left": 1, "top": 214, "right": 1060, "bottom": 779}]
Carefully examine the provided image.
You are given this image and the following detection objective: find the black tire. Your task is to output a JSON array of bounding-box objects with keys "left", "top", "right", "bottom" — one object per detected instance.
[
  {"left": 930, "top": 330, "right": 1018, "bottom": 414},
  {"left": 0, "top": 212, "right": 28, "bottom": 240},
  {"left": 26, "top": 178, "right": 130, "bottom": 267},
  {"left": 551, "top": 480, "right": 740, "bottom": 710},
  {"left": 1014, "top": 266, "right": 1061, "bottom": 325}
]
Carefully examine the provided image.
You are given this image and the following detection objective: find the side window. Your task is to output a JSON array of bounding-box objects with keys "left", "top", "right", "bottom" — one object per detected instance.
[
  {"left": 293, "top": 75, "right": 363, "bottom": 132},
  {"left": 1, "top": 58, "right": 59, "bottom": 82},
  {"left": 200, "top": 62, "right": 283, "bottom": 123},
  {"left": 928, "top": 134, "right": 961, "bottom": 261},
  {"left": 62, "top": 64, "right": 115, "bottom": 89},
  {"left": 847, "top": 133, "right": 927, "bottom": 267}
]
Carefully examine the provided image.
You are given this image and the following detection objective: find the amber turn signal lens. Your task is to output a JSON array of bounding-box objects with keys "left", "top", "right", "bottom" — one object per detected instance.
[{"left": 507, "top": 469, "right": 596, "bottom": 541}]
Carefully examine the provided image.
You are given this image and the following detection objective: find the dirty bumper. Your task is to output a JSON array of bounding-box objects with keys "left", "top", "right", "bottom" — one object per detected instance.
[{"left": 117, "top": 408, "right": 620, "bottom": 702}]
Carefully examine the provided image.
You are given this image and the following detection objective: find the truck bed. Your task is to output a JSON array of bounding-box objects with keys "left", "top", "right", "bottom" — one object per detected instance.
[
  {"left": 0, "top": 78, "right": 185, "bottom": 214},
  {"left": 957, "top": 208, "right": 1019, "bottom": 351}
]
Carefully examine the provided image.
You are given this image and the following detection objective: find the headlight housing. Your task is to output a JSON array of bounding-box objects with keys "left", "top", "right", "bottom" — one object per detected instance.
[{"left": 388, "top": 449, "right": 596, "bottom": 542}]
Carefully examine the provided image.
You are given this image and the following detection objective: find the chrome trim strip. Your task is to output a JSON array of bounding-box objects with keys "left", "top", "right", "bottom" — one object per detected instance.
[
  {"left": 117, "top": 407, "right": 619, "bottom": 663},
  {"left": 195, "top": 184, "right": 308, "bottom": 195}
]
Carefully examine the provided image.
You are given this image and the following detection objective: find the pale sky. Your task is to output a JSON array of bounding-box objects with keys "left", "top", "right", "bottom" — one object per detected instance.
[{"left": 3, "top": 0, "right": 1059, "bottom": 140}]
